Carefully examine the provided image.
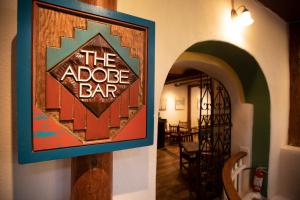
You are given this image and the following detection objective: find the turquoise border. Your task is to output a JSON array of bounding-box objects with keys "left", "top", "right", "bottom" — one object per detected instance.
[
  {"left": 47, "top": 21, "right": 140, "bottom": 75},
  {"left": 187, "top": 41, "right": 270, "bottom": 196},
  {"left": 17, "top": 0, "right": 155, "bottom": 164}
]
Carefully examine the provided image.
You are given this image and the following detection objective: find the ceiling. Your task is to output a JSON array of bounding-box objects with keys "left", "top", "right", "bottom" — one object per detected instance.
[{"left": 257, "top": 0, "right": 300, "bottom": 23}]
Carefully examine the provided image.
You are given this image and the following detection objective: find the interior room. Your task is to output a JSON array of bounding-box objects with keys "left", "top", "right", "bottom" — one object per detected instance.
[
  {"left": 156, "top": 51, "right": 255, "bottom": 199},
  {"left": 1, "top": 0, "right": 300, "bottom": 200}
]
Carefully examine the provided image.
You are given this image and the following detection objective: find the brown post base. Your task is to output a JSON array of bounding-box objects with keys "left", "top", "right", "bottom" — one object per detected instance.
[{"left": 71, "top": 153, "right": 113, "bottom": 200}]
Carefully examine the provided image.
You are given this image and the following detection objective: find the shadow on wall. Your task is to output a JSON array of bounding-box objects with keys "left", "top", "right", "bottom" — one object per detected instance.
[
  {"left": 113, "top": 148, "right": 149, "bottom": 196},
  {"left": 277, "top": 147, "right": 300, "bottom": 200}
]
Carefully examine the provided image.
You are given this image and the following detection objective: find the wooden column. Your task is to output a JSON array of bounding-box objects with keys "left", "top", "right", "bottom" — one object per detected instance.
[
  {"left": 71, "top": 1, "right": 116, "bottom": 200},
  {"left": 71, "top": 154, "right": 113, "bottom": 200},
  {"left": 289, "top": 22, "right": 300, "bottom": 146},
  {"left": 187, "top": 85, "right": 192, "bottom": 130}
]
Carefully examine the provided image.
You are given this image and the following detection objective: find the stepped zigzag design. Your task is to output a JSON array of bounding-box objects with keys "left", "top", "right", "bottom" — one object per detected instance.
[{"left": 46, "top": 21, "right": 139, "bottom": 75}]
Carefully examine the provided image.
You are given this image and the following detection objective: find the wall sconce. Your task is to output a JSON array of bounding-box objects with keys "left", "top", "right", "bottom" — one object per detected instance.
[{"left": 231, "top": 1, "right": 254, "bottom": 27}]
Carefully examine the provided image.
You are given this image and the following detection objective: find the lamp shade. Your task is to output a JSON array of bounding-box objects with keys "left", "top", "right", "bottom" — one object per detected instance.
[{"left": 231, "top": 7, "right": 254, "bottom": 27}]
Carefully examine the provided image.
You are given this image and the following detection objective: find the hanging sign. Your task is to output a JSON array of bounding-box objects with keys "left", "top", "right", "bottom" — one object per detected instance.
[{"left": 17, "top": 0, "right": 155, "bottom": 163}]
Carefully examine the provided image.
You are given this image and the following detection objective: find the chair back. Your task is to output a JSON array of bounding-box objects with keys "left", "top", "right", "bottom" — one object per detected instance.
[
  {"left": 178, "top": 121, "right": 188, "bottom": 128},
  {"left": 179, "top": 132, "right": 193, "bottom": 146},
  {"left": 178, "top": 121, "right": 188, "bottom": 133},
  {"left": 169, "top": 124, "right": 178, "bottom": 133}
]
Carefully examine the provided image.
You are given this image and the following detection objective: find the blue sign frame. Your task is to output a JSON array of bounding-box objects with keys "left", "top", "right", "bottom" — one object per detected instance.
[{"left": 17, "top": 0, "right": 155, "bottom": 163}]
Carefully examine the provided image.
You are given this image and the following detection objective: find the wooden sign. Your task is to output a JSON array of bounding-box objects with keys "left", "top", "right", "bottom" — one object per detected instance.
[{"left": 17, "top": 0, "right": 155, "bottom": 163}]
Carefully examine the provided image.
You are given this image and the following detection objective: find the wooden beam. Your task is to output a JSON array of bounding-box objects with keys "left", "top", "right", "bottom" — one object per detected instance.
[
  {"left": 187, "top": 85, "right": 192, "bottom": 130},
  {"left": 288, "top": 22, "right": 300, "bottom": 146},
  {"left": 71, "top": 154, "right": 113, "bottom": 200},
  {"left": 165, "top": 73, "right": 210, "bottom": 86},
  {"left": 165, "top": 74, "right": 201, "bottom": 85},
  {"left": 71, "top": 1, "right": 116, "bottom": 199}
]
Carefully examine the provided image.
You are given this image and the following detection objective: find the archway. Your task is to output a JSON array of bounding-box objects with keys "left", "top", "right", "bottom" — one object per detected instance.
[
  {"left": 157, "top": 40, "right": 270, "bottom": 197},
  {"left": 187, "top": 41, "right": 271, "bottom": 195},
  {"left": 157, "top": 68, "right": 233, "bottom": 199},
  {"left": 186, "top": 41, "right": 270, "bottom": 178}
]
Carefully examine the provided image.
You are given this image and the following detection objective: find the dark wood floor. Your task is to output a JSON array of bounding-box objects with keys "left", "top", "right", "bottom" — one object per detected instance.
[{"left": 156, "top": 144, "right": 196, "bottom": 200}]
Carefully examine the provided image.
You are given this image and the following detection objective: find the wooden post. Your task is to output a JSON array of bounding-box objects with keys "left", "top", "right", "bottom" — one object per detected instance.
[
  {"left": 71, "top": 1, "right": 116, "bottom": 200},
  {"left": 289, "top": 22, "right": 300, "bottom": 146},
  {"left": 71, "top": 153, "right": 113, "bottom": 200}
]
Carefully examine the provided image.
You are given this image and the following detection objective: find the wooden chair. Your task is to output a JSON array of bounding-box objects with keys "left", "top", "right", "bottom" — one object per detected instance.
[
  {"left": 163, "top": 120, "right": 170, "bottom": 141},
  {"left": 178, "top": 121, "right": 188, "bottom": 127},
  {"left": 190, "top": 126, "right": 199, "bottom": 141},
  {"left": 178, "top": 121, "right": 188, "bottom": 133},
  {"left": 179, "top": 132, "right": 196, "bottom": 172},
  {"left": 168, "top": 124, "right": 179, "bottom": 144}
]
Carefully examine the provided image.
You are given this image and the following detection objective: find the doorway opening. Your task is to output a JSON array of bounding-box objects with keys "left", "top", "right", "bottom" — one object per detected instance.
[
  {"left": 156, "top": 68, "right": 231, "bottom": 199},
  {"left": 156, "top": 40, "right": 271, "bottom": 198}
]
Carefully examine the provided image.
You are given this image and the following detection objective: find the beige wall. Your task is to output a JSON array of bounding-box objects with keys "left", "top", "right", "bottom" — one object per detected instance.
[
  {"left": 1, "top": 0, "right": 298, "bottom": 199},
  {"left": 159, "top": 84, "right": 188, "bottom": 125},
  {"left": 116, "top": 0, "right": 290, "bottom": 199},
  {"left": 190, "top": 87, "right": 200, "bottom": 128},
  {"left": 0, "top": 0, "right": 16, "bottom": 198}
]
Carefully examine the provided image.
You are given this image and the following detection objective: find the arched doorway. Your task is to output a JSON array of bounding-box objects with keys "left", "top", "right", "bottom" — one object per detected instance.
[
  {"left": 157, "top": 68, "right": 232, "bottom": 199},
  {"left": 157, "top": 40, "right": 270, "bottom": 198},
  {"left": 186, "top": 41, "right": 270, "bottom": 195}
]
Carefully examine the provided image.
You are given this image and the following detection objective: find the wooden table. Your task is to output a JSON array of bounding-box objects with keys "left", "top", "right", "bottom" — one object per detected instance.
[
  {"left": 182, "top": 142, "right": 199, "bottom": 153},
  {"left": 182, "top": 142, "right": 212, "bottom": 156}
]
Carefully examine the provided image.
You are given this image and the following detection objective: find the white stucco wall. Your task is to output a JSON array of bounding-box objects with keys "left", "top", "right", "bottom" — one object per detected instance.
[
  {"left": 1, "top": 0, "right": 297, "bottom": 199},
  {"left": 159, "top": 84, "right": 188, "bottom": 125},
  {"left": 116, "top": 0, "right": 290, "bottom": 199},
  {"left": 0, "top": 0, "right": 16, "bottom": 198}
]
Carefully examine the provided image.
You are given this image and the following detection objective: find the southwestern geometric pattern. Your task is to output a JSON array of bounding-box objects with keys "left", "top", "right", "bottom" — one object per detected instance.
[
  {"left": 49, "top": 34, "right": 138, "bottom": 117},
  {"left": 18, "top": 0, "right": 154, "bottom": 163},
  {"left": 33, "top": 20, "right": 146, "bottom": 151}
]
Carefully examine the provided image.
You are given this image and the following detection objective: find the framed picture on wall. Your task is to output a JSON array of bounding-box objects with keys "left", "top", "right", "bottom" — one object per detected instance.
[
  {"left": 175, "top": 97, "right": 185, "bottom": 110},
  {"left": 159, "top": 97, "right": 167, "bottom": 111}
]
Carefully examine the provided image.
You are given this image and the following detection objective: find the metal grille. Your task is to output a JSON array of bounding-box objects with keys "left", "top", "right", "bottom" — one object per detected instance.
[{"left": 196, "top": 72, "right": 231, "bottom": 199}]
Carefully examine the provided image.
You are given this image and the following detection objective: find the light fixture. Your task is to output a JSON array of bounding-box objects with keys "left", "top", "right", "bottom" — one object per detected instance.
[{"left": 231, "top": 1, "right": 254, "bottom": 27}]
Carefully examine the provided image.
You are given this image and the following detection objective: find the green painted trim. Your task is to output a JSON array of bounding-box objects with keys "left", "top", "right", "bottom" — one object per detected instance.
[
  {"left": 187, "top": 40, "right": 270, "bottom": 196},
  {"left": 47, "top": 21, "right": 139, "bottom": 75}
]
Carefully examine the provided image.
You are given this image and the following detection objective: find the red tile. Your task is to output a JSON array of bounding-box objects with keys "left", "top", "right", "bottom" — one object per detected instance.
[
  {"left": 129, "top": 79, "right": 140, "bottom": 107},
  {"left": 33, "top": 106, "right": 82, "bottom": 151},
  {"left": 60, "top": 86, "right": 74, "bottom": 121},
  {"left": 73, "top": 98, "right": 86, "bottom": 130},
  {"left": 120, "top": 89, "right": 129, "bottom": 117},
  {"left": 46, "top": 74, "right": 60, "bottom": 109},
  {"left": 112, "top": 106, "right": 146, "bottom": 142},
  {"left": 110, "top": 97, "right": 121, "bottom": 128},
  {"left": 86, "top": 109, "right": 110, "bottom": 140}
]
